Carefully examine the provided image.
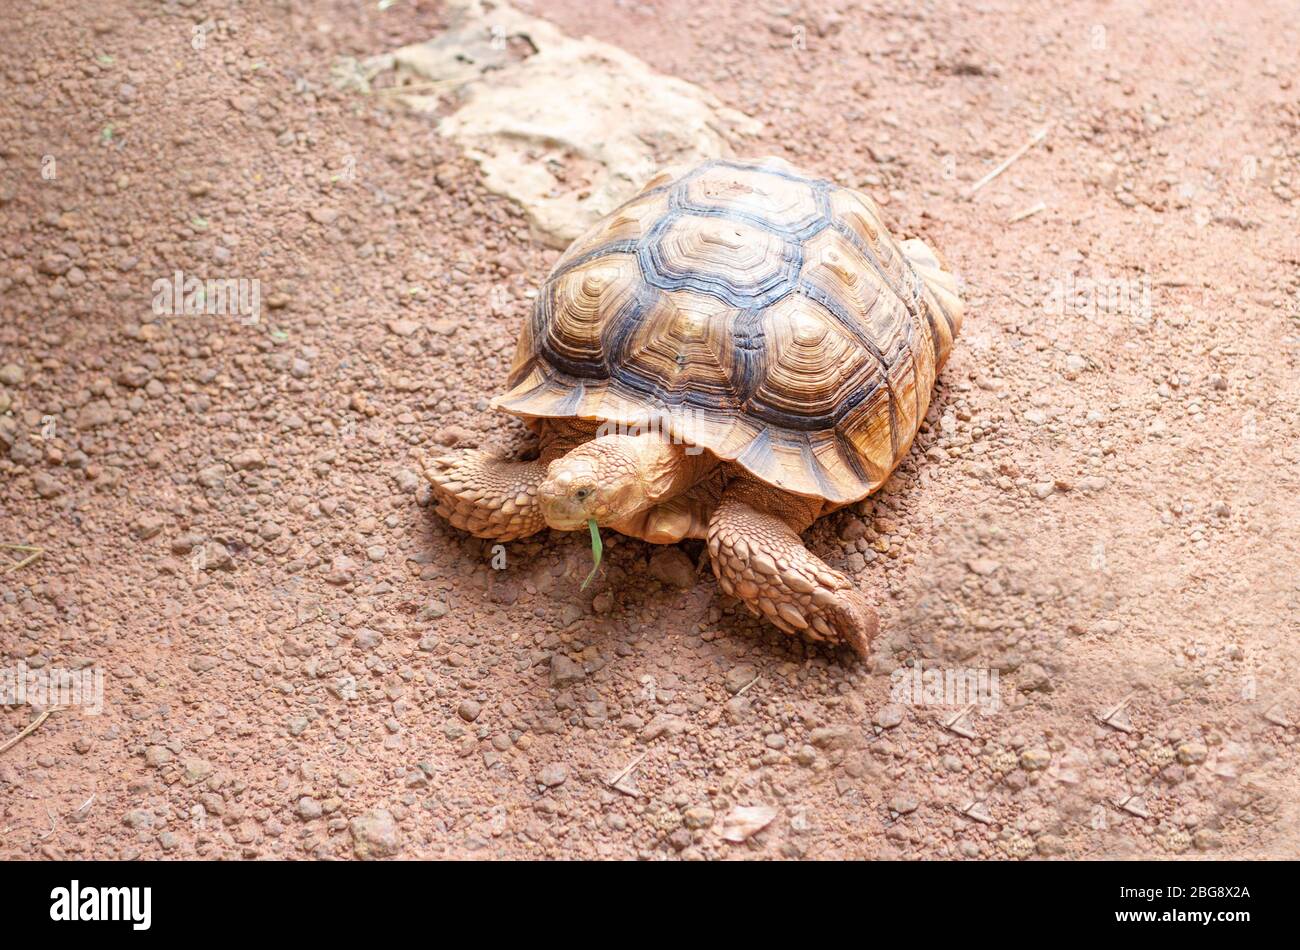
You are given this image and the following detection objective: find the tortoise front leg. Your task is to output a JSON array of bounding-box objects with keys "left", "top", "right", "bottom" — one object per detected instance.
[
  {"left": 423, "top": 422, "right": 594, "bottom": 542},
  {"left": 422, "top": 451, "right": 550, "bottom": 542},
  {"left": 707, "top": 480, "right": 877, "bottom": 657}
]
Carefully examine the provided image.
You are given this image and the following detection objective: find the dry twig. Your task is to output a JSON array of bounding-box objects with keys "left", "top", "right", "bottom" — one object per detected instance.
[
  {"left": 965, "top": 127, "right": 1048, "bottom": 198},
  {"left": 0, "top": 543, "right": 44, "bottom": 575},
  {"left": 0, "top": 708, "right": 57, "bottom": 757},
  {"left": 1007, "top": 201, "right": 1046, "bottom": 223}
]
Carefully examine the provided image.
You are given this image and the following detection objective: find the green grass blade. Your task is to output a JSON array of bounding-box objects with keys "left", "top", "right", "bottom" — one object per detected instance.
[{"left": 581, "top": 518, "right": 603, "bottom": 590}]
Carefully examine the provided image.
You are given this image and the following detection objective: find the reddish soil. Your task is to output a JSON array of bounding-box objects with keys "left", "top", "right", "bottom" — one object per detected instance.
[{"left": 1, "top": 0, "right": 1298, "bottom": 860}]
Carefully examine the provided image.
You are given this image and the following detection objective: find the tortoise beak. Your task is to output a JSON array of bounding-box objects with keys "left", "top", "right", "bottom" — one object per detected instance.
[{"left": 538, "top": 461, "right": 598, "bottom": 530}]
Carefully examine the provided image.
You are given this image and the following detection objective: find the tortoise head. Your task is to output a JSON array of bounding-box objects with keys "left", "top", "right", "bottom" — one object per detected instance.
[
  {"left": 538, "top": 436, "right": 650, "bottom": 531},
  {"left": 539, "top": 432, "right": 695, "bottom": 531}
]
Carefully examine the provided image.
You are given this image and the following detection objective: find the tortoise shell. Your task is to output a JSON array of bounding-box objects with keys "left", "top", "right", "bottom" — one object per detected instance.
[{"left": 494, "top": 157, "right": 963, "bottom": 504}]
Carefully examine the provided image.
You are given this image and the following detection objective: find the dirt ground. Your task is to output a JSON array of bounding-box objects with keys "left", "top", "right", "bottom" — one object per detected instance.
[{"left": 2, "top": 0, "right": 1298, "bottom": 861}]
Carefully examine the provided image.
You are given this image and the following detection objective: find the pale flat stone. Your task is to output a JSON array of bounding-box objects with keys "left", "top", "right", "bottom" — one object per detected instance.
[{"left": 389, "top": 0, "right": 761, "bottom": 246}]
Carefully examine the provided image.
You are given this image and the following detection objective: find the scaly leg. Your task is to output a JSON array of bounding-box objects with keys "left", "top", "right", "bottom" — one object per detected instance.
[
  {"left": 422, "top": 451, "right": 549, "bottom": 541},
  {"left": 423, "top": 422, "right": 592, "bottom": 542},
  {"left": 707, "top": 480, "right": 878, "bottom": 657}
]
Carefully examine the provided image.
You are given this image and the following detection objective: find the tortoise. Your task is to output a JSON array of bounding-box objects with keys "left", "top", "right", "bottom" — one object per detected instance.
[{"left": 424, "top": 157, "right": 962, "bottom": 657}]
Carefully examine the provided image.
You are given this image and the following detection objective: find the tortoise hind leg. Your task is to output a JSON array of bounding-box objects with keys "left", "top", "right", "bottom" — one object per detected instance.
[
  {"left": 900, "top": 236, "right": 963, "bottom": 368},
  {"left": 422, "top": 451, "right": 549, "bottom": 542},
  {"left": 707, "top": 480, "right": 878, "bottom": 657}
]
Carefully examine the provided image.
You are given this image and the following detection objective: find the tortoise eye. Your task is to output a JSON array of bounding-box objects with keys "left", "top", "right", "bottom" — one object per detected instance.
[{"left": 575, "top": 488, "right": 592, "bottom": 500}]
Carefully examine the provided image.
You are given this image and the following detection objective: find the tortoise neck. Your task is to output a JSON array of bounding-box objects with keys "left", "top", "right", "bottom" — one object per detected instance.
[
  {"left": 640, "top": 434, "right": 713, "bottom": 503},
  {"left": 594, "top": 431, "right": 711, "bottom": 505}
]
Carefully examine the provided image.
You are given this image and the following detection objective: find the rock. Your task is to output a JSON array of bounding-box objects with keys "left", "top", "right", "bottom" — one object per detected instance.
[
  {"left": 200, "top": 542, "right": 233, "bottom": 571},
  {"left": 182, "top": 758, "right": 214, "bottom": 785},
  {"left": 1062, "top": 353, "right": 1087, "bottom": 379},
  {"left": 196, "top": 464, "right": 226, "bottom": 489},
  {"left": 392, "top": 0, "right": 760, "bottom": 247},
  {"left": 457, "top": 699, "right": 482, "bottom": 722},
  {"left": 1092, "top": 160, "right": 1121, "bottom": 190},
  {"left": 720, "top": 805, "right": 778, "bottom": 842},
  {"left": 873, "top": 704, "right": 904, "bottom": 729},
  {"left": 890, "top": 794, "right": 918, "bottom": 814},
  {"left": 640, "top": 714, "right": 687, "bottom": 741},
  {"left": 38, "top": 253, "right": 71, "bottom": 276},
  {"left": 282, "top": 636, "right": 313, "bottom": 658},
  {"left": 724, "top": 663, "right": 758, "bottom": 695},
  {"left": 839, "top": 516, "right": 868, "bottom": 541},
  {"left": 8, "top": 440, "right": 39, "bottom": 467},
  {"left": 966, "top": 558, "right": 1000, "bottom": 576},
  {"left": 668, "top": 828, "right": 692, "bottom": 851},
  {"left": 132, "top": 514, "right": 166, "bottom": 539},
  {"left": 648, "top": 548, "right": 696, "bottom": 588},
  {"left": 682, "top": 805, "right": 715, "bottom": 829},
  {"left": 537, "top": 763, "right": 569, "bottom": 787},
  {"left": 349, "top": 809, "right": 403, "bottom": 859},
  {"left": 116, "top": 365, "right": 151, "bottom": 388},
  {"left": 297, "top": 797, "right": 322, "bottom": 820},
  {"left": 809, "top": 725, "right": 857, "bottom": 749},
  {"left": 723, "top": 695, "right": 752, "bottom": 723},
  {"left": 421, "top": 599, "right": 449, "bottom": 619},
  {"left": 549, "top": 653, "right": 584, "bottom": 687},
  {"left": 393, "top": 468, "right": 420, "bottom": 492},
  {"left": 434, "top": 425, "right": 475, "bottom": 446},
  {"left": 1018, "top": 662, "right": 1052, "bottom": 692},
  {"left": 386, "top": 319, "right": 420, "bottom": 336},
  {"left": 1177, "top": 741, "right": 1208, "bottom": 765},
  {"left": 33, "top": 472, "right": 63, "bottom": 498},
  {"left": 0, "top": 363, "right": 24, "bottom": 386},
  {"left": 1193, "top": 828, "right": 1220, "bottom": 851},
  {"left": 170, "top": 533, "right": 203, "bottom": 555},
  {"left": 76, "top": 400, "right": 114, "bottom": 429},
  {"left": 123, "top": 809, "right": 154, "bottom": 829},
  {"left": 325, "top": 555, "right": 358, "bottom": 585},
  {"left": 1020, "top": 748, "right": 1052, "bottom": 771},
  {"left": 230, "top": 448, "right": 265, "bottom": 470},
  {"left": 1037, "top": 833, "right": 1067, "bottom": 856}
]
